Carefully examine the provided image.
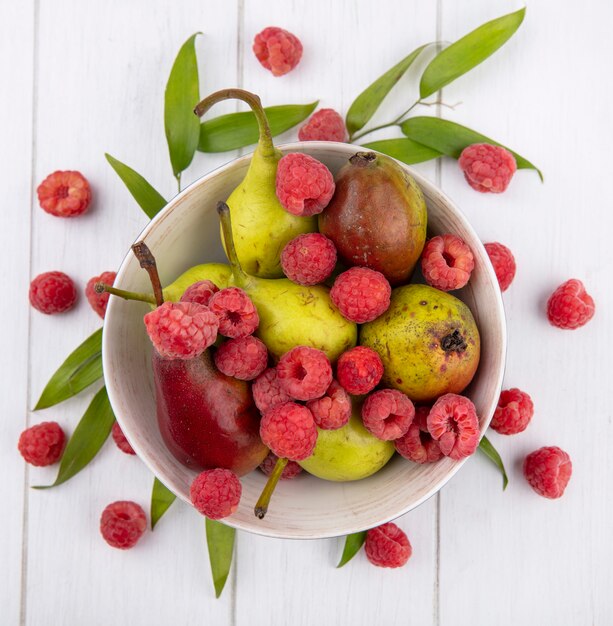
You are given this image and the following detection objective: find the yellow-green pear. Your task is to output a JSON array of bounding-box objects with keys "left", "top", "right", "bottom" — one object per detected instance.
[{"left": 162, "top": 263, "right": 231, "bottom": 302}]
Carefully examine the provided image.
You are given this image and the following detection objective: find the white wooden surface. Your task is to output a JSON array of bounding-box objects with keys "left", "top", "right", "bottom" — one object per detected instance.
[{"left": 1, "top": 0, "right": 611, "bottom": 624}]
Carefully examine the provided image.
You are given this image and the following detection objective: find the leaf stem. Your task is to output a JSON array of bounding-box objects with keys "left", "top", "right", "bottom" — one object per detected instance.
[
  {"left": 95, "top": 283, "right": 156, "bottom": 305},
  {"left": 254, "top": 457, "right": 288, "bottom": 519},
  {"left": 176, "top": 173, "right": 182, "bottom": 194}
]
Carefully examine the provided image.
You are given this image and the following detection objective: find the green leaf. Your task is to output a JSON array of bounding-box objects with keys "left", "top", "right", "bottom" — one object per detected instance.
[
  {"left": 33, "top": 387, "right": 115, "bottom": 489},
  {"left": 205, "top": 519, "right": 236, "bottom": 598},
  {"left": 337, "top": 531, "right": 367, "bottom": 568},
  {"left": 165, "top": 33, "right": 202, "bottom": 177},
  {"left": 35, "top": 328, "right": 103, "bottom": 410},
  {"left": 362, "top": 138, "right": 442, "bottom": 165},
  {"left": 105, "top": 153, "right": 168, "bottom": 218},
  {"left": 151, "top": 477, "right": 177, "bottom": 529},
  {"left": 401, "top": 116, "right": 543, "bottom": 180},
  {"left": 198, "top": 102, "right": 318, "bottom": 153},
  {"left": 420, "top": 7, "right": 526, "bottom": 99},
  {"left": 479, "top": 434, "right": 509, "bottom": 490},
  {"left": 346, "top": 44, "right": 430, "bottom": 136}
]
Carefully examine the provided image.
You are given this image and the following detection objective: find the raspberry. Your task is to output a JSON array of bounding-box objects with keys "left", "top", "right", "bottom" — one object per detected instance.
[
  {"left": 111, "top": 421, "right": 136, "bottom": 455},
  {"left": 330, "top": 267, "right": 391, "bottom": 323},
  {"left": 277, "top": 346, "right": 333, "bottom": 401},
  {"left": 253, "top": 26, "right": 303, "bottom": 77},
  {"left": 214, "top": 336, "right": 268, "bottom": 380},
  {"left": 37, "top": 170, "right": 91, "bottom": 217},
  {"left": 337, "top": 346, "right": 383, "bottom": 395},
  {"left": 275, "top": 153, "right": 335, "bottom": 217},
  {"left": 180, "top": 280, "right": 219, "bottom": 306},
  {"left": 395, "top": 406, "right": 443, "bottom": 464},
  {"left": 209, "top": 287, "right": 259, "bottom": 338},
  {"left": 484, "top": 242, "right": 516, "bottom": 292},
  {"left": 421, "top": 234, "right": 475, "bottom": 292},
  {"left": 491, "top": 388, "right": 534, "bottom": 435},
  {"left": 523, "top": 446, "right": 572, "bottom": 499},
  {"left": 100, "top": 501, "right": 147, "bottom": 549},
  {"left": 306, "top": 380, "right": 351, "bottom": 430},
  {"left": 260, "top": 402, "right": 318, "bottom": 461},
  {"left": 85, "top": 271, "right": 116, "bottom": 318},
  {"left": 252, "top": 367, "right": 291, "bottom": 414},
  {"left": 547, "top": 279, "right": 595, "bottom": 330},
  {"left": 259, "top": 451, "right": 303, "bottom": 480},
  {"left": 144, "top": 301, "right": 219, "bottom": 360},
  {"left": 427, "top": 393, "right": 479, "bottom": 460},
  {"left": 17, "top": 421, "right": 65, "bottom": 466},
  {"left": 298, "top": 109, "right": 347, "bottom": 143},
  {"left": 458, "top": 143, "right": 516, "bottom": 193},
  {"left": 29, "top": 271, "right": 77, "bottom": 314},
  {"left": 362, "top": 389, "right": 415, "bottom": 441},
  {"left": 365, "top": 523, "right": 412, "bottom": 568},
  {"left": 280, "top": 233, "right": 337, "bottom": 286},
  {"left": 190, "top": 468, "right": 242, "bottom": 519}
]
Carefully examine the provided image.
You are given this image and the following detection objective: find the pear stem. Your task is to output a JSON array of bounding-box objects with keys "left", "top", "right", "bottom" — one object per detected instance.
[
  {"left": 194, "top": 88, "right": 275, "bottom": 158},
  {"left": 94, "top": 283, "right": 156, "bottom": 305},
  {"left": 131, "top": 242, "right": 164, "bottom": 307},
  {"left": 254, "top": 457, "right": 288, "bottom": 519},
  {"left": 216, "top": 202, "right": 249, "bottom": 288}
]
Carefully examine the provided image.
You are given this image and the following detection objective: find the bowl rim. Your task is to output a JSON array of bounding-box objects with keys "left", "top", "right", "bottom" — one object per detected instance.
[{"left": 102, "top": 140, "right": 507, "bottom": 539}]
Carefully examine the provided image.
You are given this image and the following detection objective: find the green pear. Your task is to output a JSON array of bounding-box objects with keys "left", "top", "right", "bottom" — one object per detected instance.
[
  {"left": 195, "top": 89, "right": 316, "bottom": 278},
  {"left": 217, "top": 202, "right": 356, "bottom": 362},
  {"left": 162, "top": 263, "right": 231, "bottom": 302}
]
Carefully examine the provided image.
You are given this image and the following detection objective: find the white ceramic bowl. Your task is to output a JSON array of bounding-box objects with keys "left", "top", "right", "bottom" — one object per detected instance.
[{"left": 103, "top": 142, "right": 506, "bottom": 540}]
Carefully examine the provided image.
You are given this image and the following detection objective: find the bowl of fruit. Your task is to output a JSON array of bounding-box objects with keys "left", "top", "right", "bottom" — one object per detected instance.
[{"left": 102, "top": 89, "right": 506, "bottom": 539}]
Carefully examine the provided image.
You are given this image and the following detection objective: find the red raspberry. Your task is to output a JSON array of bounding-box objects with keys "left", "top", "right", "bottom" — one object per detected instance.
[
  {"left": 275, "top": 153, "right": 335, "bottom": 217},
  {"left": 491, "top": 388, "right": 534, "bottom": 435},
  {"left": 144, "top": 301, "right": 219, "bottom": 360},
  {"left": 298, "top": 109, "right": 347, "bottom": 143},
  {"left": 306, "top": 380, "right": 351, "bottom": 430},
  {"left": 180, "top": 280, "right": 219, "bottom": 306},
  {"left": 37, "top": 170, "right": 91, "bottom": 217},
  {"left": 17, "top": 421, "right": 65, "bottom": 466},
  {"left": 253, "top": 26, "right": 303, "bottom": 77},
  {"left": 395, "top": 406, "right": 443, "bottom": 464},
  {"left": 365, "top": 523, "right": 412, "bottom": 568},
  {"left": 280, "top": 233, "right": 337, "bottom": 286},
  {"left": 523, "top": 446, "right": 572, "bottom": 499},
  {"left": 330, "top": 267, "right": 391, "bottom": 323},
  {"left": 260, "top": 402, "right": 318, "bottom": 461},
  {"left": 458, "top": 143, "right": 517, "bottom": 193},
  {"left": 421, "top": 234, "right": 475, "bottom": 292},
  {"left": 214, "top": 336, "right": 268, "bottom": 380},
  {"left": 100, "top": 501, "right": 147, "bottom": 549},
  {"left": 252, "top": 367, "right": 291, "bottom": 414},
  {"left": 190, "top": 468, "right": 242, "bottom": 519},
  {"left": 29, "top": 271, "right": 77, "bottom": 314},
  {"left": 277, "top": 346, "right": 333, "bottom": 401},
  {"left": 427, "top": 393, "right": 479, "bottom": 460},
  {"left": 362, "top": 389, "right": 415, "bottom": 441},
  {"left": 547, "top": 279, "right": 595, "bottom": 330},
  {"left": 484, "top": 242, "right": 516, "bottom": 292},
  {"left": 337, "top": 346, "right": 383, "bottom": 395},
  {"left": 259, "top": 452, "right": 303, "bottom": 480},
  {"left": 209, "top": 287, "right": 259, "bottom": 338},
  {"left": 111, "top": 421, "right": 135, "bottom": 455},
  {"left": 85, "top": 271, "right": 116, "bottom": 318}
]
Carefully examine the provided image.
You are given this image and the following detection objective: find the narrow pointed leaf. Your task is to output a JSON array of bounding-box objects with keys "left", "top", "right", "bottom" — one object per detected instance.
[
  {"left": 205, "top": 519, "right": 236, "bottom": 598},
  {"left": 401, "top": 116, "right": 543, "bottom": 180},
  {"left": 35, "top": 328, "right": 103, "bottom": 410},
  {"left": 33, "top": 387, "right": 115, "bottom": 489},
  {"left": 105, "top": 153, "right": 168, "bottom": 218},
  {"left": 198, "top": 102, "right": 318, "bottom": 153},
  {"left": 337, "top": 531, "right": 367, "bottom": 568},
  {"left": 420, "top": 8, "right": 526, "bottom": 99},
  {"left": 479, "top": 435, "right": 509, "bottom": 490},
  {"left": 151, "top": 477, "right": 177, "bottom": 529},
  {"left": 346, "top": 44, "right": 431, "bottom": 136},
  {"left": 165, "top": 33, "right": 202, "bottom": 176},
  {"left": 362, "top": 138, "right": 442, "bottom": 165}
]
